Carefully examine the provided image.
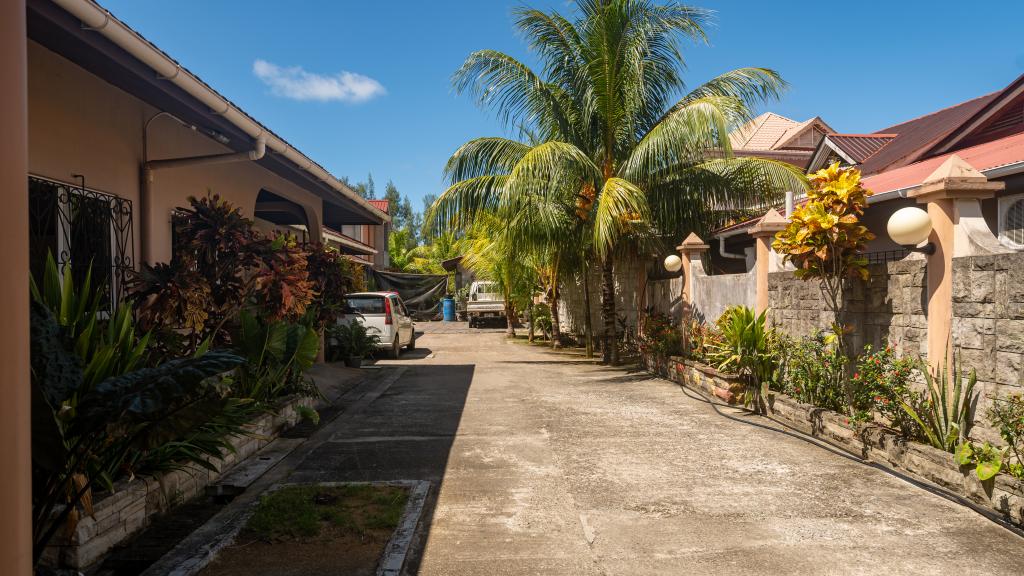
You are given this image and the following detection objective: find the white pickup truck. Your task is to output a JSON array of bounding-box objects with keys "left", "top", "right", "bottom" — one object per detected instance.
[{"left": 466, "top": 281, "right": 505, "bottom": 328}]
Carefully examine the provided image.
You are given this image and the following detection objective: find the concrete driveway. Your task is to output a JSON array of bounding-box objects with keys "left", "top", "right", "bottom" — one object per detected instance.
[{"left": 290, "top": 323, "right": 1024, "bottom": 575}]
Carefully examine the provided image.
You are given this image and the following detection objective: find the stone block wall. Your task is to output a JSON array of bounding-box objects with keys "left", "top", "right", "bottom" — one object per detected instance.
[
  {"left": 952, "top": 253, "right": 1024, "bottom": 432},
  {"left": 767, "top": 258, "right": 928, "bottom": 357},
  {"left": 560, "top": 256, "right": 646, "bottom": 339}
]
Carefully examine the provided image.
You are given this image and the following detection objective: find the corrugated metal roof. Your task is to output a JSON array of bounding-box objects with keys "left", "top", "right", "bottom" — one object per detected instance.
[
  {"left": 827, "top": 134, "right": 897, "bottom": 163},
  {"left": 857, "top": 92, "right": 1000, "bottom": 175},
  {"left": 861, "top": 130, "right": 1024, "bottom": 194}
]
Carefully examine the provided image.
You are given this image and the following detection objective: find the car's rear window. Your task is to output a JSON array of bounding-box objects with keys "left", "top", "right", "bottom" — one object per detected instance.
[{"left": 344, "top": 296, "right": 385, "bottom": 314}]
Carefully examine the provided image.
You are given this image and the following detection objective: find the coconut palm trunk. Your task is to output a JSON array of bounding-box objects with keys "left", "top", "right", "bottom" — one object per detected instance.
[
  {"left": 582, "top": 259, "right": 594, "bottom": 357},
  {"left": 550, "top": 285, "right": 562, "bottom": 348},
  {"left": 601, "top": 257, "right": 618, "bottom": 364}
]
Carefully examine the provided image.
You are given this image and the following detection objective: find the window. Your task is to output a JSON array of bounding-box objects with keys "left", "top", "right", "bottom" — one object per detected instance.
[
  {"left": 28, "top": 176, "right": 134, "bottom": 308},
  {"left": 999, "top": 194, "right": 1024, "bottom": 250},
  {"left": 343, "top": 295, "right": 385, "bottom": 315}
]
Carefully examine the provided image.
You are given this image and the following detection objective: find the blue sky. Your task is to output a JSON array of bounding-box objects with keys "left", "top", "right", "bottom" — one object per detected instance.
[{"left": 102, "top": 0, "right": 1024, "bottom": 209}]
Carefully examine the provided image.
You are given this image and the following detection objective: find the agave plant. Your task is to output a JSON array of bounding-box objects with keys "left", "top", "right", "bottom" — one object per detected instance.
[{"left": 898, "top": 355, "right": 978, "bottom": 453}]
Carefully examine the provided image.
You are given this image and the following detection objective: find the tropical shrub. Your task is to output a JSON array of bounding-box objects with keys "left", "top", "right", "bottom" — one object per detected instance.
[
  {"left": 638, "top": 312, "right": 682, "bottom": 358},
  {"left": 987, "top": 394, "right": 1024, "bottom": 479},
  {"left": 251, "top": 232, "right": 315, "bottom": 322},
  {"left": 685, "top": 319, "right": 721, "bottom": 364},
  {"left": 772, "top": 162, "right": 875, "bottom": 370},
  {"left": 777, "top": 332, "right": 847, "bottom": 413},
  {"left": 708, "top": 306, "right": 778, "bottom": 414},
  {"left": 232, "top": 310, "right": 321, "bottom": 403},
  {"left": 897, "top": 355, "right": 978, "bottom": 453},
  {"left": 327, "top": 319, "right": 381, "bottom": 360},
  {"left": 30, "top": 301, "right": 244, "bottom": 564},
  {"left": 850, "top": 344, "right": 916, "bottom": 429},
  {"left": 305, "top": 242, "right": 362, "bottom": 329},
  {"left": 532, "top": 303, "right": 553, "bottom": 340}
]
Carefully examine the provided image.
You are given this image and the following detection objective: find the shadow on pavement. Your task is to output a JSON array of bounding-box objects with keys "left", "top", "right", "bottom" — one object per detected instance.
[{"left": 286, "top": 364, "right": 475, "bottom": 574}]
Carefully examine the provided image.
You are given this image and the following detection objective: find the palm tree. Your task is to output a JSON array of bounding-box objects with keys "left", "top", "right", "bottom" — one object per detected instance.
[
  {"left": 432, "top": 0, "right": 807, "bottom": 364},
  {"left": 460, "top": 214, "right": 538, "bottom": 337}
]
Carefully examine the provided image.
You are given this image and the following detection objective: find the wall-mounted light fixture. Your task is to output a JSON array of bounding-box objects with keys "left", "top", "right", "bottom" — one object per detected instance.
[
  {"left": 886, "top": 206, "right": 935, "bottom": 255},
  {"left": 663, "top": 254, "right": 682, "bottom": 272}
]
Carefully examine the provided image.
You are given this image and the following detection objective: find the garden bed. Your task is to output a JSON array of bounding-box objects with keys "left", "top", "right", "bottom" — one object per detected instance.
[
  {"left": 200, "top": 483, "right": 415, "bottom": 576},
  {"left": 44, "top": 393, "right": 326, "bottom": 569},
  {"left": 642, "top": 353, "right": 1024, "bottom": 528}
]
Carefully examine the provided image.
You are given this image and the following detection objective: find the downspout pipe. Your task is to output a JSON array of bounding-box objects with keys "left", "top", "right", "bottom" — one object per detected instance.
[
  {"left": 717, "top": 228, "right": 748, "bottom": 260},
  {"left": 141, "top": 131, "right": 265, "bottom": 264}
]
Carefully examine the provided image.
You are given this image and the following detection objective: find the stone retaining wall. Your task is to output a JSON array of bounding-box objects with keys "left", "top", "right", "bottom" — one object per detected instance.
[
  {"left": 952, "top": 253, "right": 1024, "bottom": 430},
  {"left": 44, "top": 395, "right": 319, "bottom": 569},
  {"left": 641, "top": 353, "right": 1024, "bottom": 528},
  {"left": 767, "top": 258, "right": 928, "bottom": 357}
]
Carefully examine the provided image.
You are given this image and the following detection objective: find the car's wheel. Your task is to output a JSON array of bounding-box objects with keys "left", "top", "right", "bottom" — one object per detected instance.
[
  {"left": 388, "top": 336, "right": 400, "bottom": 359},
  {"left": 406, "top": 333, "right": 416, "bottom": 351}
]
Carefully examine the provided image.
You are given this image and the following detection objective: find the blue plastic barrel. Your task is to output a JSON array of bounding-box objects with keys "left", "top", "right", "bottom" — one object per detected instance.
[{"left": 442, "top": 297, "right": 456, "bottom": 322}]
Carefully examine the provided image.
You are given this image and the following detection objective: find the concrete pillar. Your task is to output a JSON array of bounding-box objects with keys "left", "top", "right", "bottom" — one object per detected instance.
[
  {"left": 908, "top": 155, "right": 1003, "bottom": 372},
  {"left": 748, "top": 209, "right": 789, "bottom": 315},
  {"left": 0, "top": 0, "right": 33, "bottom": 572},
  {"left": 677, "top": 232, "right": 709, "bottom": 311}
]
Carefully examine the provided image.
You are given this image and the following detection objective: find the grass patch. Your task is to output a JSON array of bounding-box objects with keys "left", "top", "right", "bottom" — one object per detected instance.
[{"left": 246, "top": 484, "right": 408, "bottom": 542}]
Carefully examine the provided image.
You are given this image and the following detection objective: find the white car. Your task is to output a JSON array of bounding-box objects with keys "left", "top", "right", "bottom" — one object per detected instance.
[{"left": 339, "top": 292, "right": 416, "bottom": 359}]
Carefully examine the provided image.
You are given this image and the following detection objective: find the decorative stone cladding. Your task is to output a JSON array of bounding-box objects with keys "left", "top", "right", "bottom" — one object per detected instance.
[
  {"left": 767, "top": 258, "right": 928, "bottom": 358},
  {"left": 951, "top": 253, "right": 1024, "bottom": 431}
]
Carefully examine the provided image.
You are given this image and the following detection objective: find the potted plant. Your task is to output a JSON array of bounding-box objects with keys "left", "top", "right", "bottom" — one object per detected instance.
[{"left": 328, "top": 319, "right": 380, "bottom": 368}]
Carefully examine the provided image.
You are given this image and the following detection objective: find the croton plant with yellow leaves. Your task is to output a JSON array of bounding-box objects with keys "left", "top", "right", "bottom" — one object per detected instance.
[
  {"left": 773, "top": 162, "right": 875, "bottom": 350},
  {"left": 773, "top": 162, "right": 875, "bottom": 284}
]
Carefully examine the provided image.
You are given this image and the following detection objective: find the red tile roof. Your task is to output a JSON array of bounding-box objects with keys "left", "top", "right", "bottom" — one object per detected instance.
[
  {"left": 368, "top": 199, "right": 389, "bottom": 213},
  {"left": 857, "top": 92, "right": 1001, "bottom": 175},
  {"left": 827, "top": 134, "right": 896, "bottom": 163},
  {"left": 861, "top": 130, "right": 1024, "bottom": 194}
]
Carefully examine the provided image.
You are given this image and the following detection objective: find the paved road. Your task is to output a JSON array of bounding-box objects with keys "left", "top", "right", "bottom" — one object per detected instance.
[{"left": 291, "top": 324, "right": 1024, "bottom": 575}]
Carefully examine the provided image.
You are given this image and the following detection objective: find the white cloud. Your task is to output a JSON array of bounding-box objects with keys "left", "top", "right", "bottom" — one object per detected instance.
[{"left": 252, "top": 59, "right": 386, "bottom": 103}]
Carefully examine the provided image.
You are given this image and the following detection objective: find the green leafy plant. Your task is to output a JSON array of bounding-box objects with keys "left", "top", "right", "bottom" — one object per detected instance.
[
  {"left": 30, "top": 301, "right": 244, "bottom": 565},
  {"left": 327, "top": 319, "right": 381, "bottom": 360},
  {"left": 305, "top": 242, "right": 363, "bottom": 329},
  {"left": 988, "top": 394, "right": 1024, "bottom": 479},
  {"left": 777, "top": 332, "right": 847, "bottom": 413},
  {"left": 232, "top": 311, "right": 321, "bottom": 403},
  {"left": 531, "top": 303, "right": 553, "bottom": 340},
  {"left": 684, "top": 319, "right": 721, "bottom": 365},
  {"left": 956, "top": 441, "right": 1007, "bottom": 481},
  {"left": 638, "top": 312, "right": 683, "bottom": 358},
  {"left": 708, "top": 306, "right": 778, "bottom": 414},
  {"left": 850, "top": 344, "right": 917, "bottom": 429},
  {"left": 897, "top": 355, "right": 978, "bottom": 453}
]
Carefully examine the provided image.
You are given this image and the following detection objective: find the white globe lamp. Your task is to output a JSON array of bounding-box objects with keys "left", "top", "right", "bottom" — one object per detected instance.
[
  {"left": 663, "top": 254, "right": 682, "bottom": 272},
  {"left": 887, "top": 207, "right": 935, "bottom": 254}
]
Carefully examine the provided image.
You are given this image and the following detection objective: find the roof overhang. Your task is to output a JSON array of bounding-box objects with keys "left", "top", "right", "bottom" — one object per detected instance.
[
  {"left": 29, "top": 0, "right": 387, "bottom": 226},
  {"left": 323, "top": 228, "right": 377, "bottom": 256}
]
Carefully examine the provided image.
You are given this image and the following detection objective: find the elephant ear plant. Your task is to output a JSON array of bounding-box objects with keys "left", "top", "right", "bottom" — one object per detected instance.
[{"left": 708, "top": 306, "right": 779, "bottom": 414}]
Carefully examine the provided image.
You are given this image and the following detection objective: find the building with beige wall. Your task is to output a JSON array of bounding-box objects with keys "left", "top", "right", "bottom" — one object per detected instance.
[{"left": 26, "top": 0, "right": 388, "bottom": 303}]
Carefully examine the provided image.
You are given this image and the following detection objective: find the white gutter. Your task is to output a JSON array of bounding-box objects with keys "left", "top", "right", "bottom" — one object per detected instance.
[{"left": 53, "top": 0, "right": 388, "bottom": 223}]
